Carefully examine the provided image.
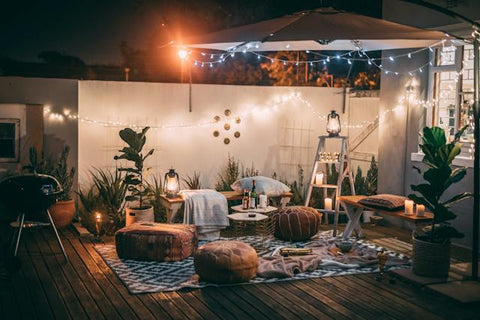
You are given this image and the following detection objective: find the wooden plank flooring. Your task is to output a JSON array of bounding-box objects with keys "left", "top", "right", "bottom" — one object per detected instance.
[{"left": 1, "top": 223, "right": 480, "bottom": 320}]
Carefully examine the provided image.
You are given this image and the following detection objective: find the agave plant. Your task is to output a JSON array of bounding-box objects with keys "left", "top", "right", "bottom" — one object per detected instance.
[
  {"left": 91, "top": 168, "right": 127, "bottom": 229},
  {"left": 114, "top": 127, "right": 154, "bottom": 209},
  {"left": 409, "top": 126, "right": 472, "bottom": 243},
  {"left": 145, "top": 175, "right": 167, "bottom": 222},
  {"left": 183, "top": 171, "right": 202, "bottom": 190}
]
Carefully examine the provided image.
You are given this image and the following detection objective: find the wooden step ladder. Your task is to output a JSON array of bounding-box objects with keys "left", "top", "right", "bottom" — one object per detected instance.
[{"left": 304, "top": 135, "right": 355, "bottom": 236}]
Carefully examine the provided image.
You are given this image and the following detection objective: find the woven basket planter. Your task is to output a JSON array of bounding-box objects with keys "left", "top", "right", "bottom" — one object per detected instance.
[{"left": 412, "top": 236, "right": 450, "bottom": 278}]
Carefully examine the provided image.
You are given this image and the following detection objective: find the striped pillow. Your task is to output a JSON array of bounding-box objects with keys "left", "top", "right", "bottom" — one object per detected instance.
[{"left": 358, "top": 194, "right": 407, "bottom": 210}]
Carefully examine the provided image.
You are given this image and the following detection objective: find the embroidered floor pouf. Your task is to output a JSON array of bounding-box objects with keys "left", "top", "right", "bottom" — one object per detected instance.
[
  {"left": 194, "top": 241, "right": 258, "bottom": 284},
  {"left": 115, "top": 223, "right": 197, "bottom": 262},
  {"left": 274, "top": 206, "right": 322, "bottom": 241}
]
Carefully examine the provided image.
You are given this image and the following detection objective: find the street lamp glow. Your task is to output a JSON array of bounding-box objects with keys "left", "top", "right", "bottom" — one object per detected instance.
[{"left": 177, "top": 49, "right": 188, "bottom": 60}]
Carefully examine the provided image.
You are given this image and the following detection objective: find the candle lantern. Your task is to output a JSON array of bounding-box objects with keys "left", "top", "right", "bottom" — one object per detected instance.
[
  {"left": 164, "top": 168, "right": 180, "bottom": 198},
  {"left": 326, "top": 110, "right": 341, "bottom": 136}
]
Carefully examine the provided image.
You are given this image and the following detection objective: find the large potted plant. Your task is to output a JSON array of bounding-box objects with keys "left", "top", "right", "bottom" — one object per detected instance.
[
  {"left": 25, "top": 146, "right": 76, "bottom": 228},
  {"left": 114, "top": 126, "right": 154, "bottom": 226},
  {"left": 409, "top": 126, "right": 472, "bottom": 277}
]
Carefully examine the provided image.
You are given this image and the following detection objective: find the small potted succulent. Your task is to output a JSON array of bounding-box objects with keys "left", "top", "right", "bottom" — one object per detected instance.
[
  {"left": 409, "top": 126, "right": 472, "bottom": 277},
  {"left": 114, "top": 126, "right": 154, "bottom": 226}
]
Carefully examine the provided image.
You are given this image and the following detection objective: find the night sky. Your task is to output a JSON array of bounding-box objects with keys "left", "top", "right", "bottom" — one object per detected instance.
[{"left": 1, "top": 0, "right": 382, "bottom": 65}]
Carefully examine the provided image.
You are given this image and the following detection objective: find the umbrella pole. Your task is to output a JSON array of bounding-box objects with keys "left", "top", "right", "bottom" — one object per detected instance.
[{"left": 473, "top": 27, "right": 479, "bottom": 281}]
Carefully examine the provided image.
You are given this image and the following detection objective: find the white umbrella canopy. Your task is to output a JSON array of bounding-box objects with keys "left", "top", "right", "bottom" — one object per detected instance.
[{"left": 183, "top": 7, "right": 457, "bottom": 52}]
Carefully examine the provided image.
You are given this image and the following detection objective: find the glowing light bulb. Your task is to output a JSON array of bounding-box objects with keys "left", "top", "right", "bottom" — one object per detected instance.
[
  {"left": 177, "top": 49, "right": 188, "bottom": 60},
  {"left": 389, "top": 56, "right": 394, "bottom": 61},
  {"left": 408, "top": 53, "right": 412, "bottom": 58}
]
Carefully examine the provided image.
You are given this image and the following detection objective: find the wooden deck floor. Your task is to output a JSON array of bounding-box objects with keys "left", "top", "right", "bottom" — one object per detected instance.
[{"left": 1, "top": 223, "right": 480, "bottom": 320}]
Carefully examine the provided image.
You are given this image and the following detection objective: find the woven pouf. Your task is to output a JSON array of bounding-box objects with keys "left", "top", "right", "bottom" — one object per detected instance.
[
  {"left": 274, "top": 206, "right": 322, "bottom": 241},
  {"left": 194, "top": 241, "right": 258, "bottom": 284},
  {"left": 115, "top": 223, "right": 197, "bottom": 262}
]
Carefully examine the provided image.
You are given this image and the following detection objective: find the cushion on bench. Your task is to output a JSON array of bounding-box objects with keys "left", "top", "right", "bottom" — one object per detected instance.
[{"left": 358, "top": 194, "right": 407, "bottom": 211}]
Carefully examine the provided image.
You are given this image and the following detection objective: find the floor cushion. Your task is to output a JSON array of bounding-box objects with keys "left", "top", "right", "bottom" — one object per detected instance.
[
  {"left": 115, "top": 223, "right": 197, "bottom": 262},
  {"left": 274, "top": 206, "right": 322, "bottom": 241},
  {"left": 194, "top": 240, "right": 258, "bottom": 284}
]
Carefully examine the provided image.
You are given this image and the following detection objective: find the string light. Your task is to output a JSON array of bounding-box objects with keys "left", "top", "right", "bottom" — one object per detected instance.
[
  {"left": 187, "top": 39, "right": 451, "bottom": 76},
  {"left": 44, "top": 89, "right": 436, "bottom": 133}
]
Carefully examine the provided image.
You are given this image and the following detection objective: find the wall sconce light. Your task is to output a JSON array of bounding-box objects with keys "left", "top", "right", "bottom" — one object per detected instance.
[
  {"left": 164, "top": 168, "right": 180, "bottom": 198},
  {"left": 326, "top": 110, "right": 341, "bottom": 136}
]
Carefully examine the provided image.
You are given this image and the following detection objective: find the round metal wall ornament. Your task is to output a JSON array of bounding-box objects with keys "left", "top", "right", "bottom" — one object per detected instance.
[
  {"left": 213, "top": 130, "right": 220, "bottom": 137},
  {"left": 224, "top": 123, "right": 231, "bottom": 130},
  {"left": 235, "top": 117, "right": 241, "bottom": 124},
  {"left": 214, "top": 115, "right": 221, "bottom": 122},
  {"left": 224, "top": 109, "right": 231, "bottom": 116},
  {"left": 234, "top": 131, "right": 240, "bottom": 138},
  {"left": 224, "top": 138, "right": 230, "bottom": 144}
]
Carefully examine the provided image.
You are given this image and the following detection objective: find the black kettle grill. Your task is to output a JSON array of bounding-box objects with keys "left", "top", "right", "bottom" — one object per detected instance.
[{"left": 0, "top": 174, "right": 68, "bottom": 261}]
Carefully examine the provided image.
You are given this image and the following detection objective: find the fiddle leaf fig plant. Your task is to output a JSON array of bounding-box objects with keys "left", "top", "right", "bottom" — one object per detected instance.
[
  {"left": 409, "top": 126, "right": 472, "bottom": 243},
  {"left": 114, "top": 127, "right": 154, "bottom": 209}
]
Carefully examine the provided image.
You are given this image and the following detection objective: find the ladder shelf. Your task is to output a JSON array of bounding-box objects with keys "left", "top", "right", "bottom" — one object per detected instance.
[{"left": 304, "top": 135, "right": 355, "bottom": 237}]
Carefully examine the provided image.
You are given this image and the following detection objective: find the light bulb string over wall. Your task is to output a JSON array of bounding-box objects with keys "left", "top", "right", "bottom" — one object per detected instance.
[
  {"left": 183, "top": 39, "right": 457, "bottom": 76},
  {"left": 43, "top": 91, "right": 434, "bottom": 130}
]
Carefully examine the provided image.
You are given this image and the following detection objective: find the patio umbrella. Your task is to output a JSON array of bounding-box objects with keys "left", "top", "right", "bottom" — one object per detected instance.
[
  {"left": 182, "top": 6, "right": 479, "bottom": 280},
  {"left": 183, "top": 7, "right": 455, "bottom": 52}
]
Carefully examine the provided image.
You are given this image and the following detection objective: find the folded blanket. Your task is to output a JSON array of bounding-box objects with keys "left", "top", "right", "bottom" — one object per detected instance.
[
  {"left": 257, "top": 237, "right": 409, "bottom": 278},
  {"left": 180, "top": 190, "right": 229, "bottom": 238}
]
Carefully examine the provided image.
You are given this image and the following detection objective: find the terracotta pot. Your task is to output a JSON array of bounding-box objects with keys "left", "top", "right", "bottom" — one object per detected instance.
[
  {"left": 125, "top": 206, "right": 154, "bottom": 227},
  {"left": 412, "top": 236, "right": 450, "bottom": 278},
  {"left": 49, "top": 200, "right": 76, "bottom": 229}
]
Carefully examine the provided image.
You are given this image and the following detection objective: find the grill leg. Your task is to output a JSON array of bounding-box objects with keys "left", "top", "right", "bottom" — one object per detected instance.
[
  {"left": 12, "top": 213, "right": 25, "bottom": 256},
  {"left": 46, "top": 209, "right": 68, "bottom": 262}
]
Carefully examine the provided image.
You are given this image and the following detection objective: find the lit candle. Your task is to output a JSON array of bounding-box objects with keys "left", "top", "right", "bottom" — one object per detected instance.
[
  {"left": 95, "top": 212, "right": 102, "bottom": 237},
  {"left": 404, "top": 200, "right": 414, "bottom": 215},
  {"left": 325, "top": 198, "right": 333, "bottom": 211},
  {"left": 416, "top": 204, "right": 425, "bottom": 217},
  {"left": 315, "top": 172, "right": 324, "bottom": 185}
]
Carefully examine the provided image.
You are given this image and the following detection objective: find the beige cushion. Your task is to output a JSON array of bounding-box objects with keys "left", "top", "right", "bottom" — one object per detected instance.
[
  {"left": 194, "top": 241, "right": 258, "bottom": 284},
  {"left": 358, "top": 194, "right": 407, "bottom": 210}
]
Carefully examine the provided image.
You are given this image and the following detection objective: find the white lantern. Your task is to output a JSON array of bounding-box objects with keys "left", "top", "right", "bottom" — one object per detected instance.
[
  {"left": 326, "top": 110, "right": 341, "bottom": 136},
  {"left": 164, "top": 168, "right": 180, "bottom": 198}
]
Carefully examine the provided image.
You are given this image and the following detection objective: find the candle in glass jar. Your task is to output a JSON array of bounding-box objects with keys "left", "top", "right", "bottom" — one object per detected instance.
[
  {"left": 325, "top": 198, "right": 333, "bottom": 211},
  {"left": 404, "top": 200, "right": 414, "bottom": 215},
  {"left": 315, "top": 172, "right": 324, "bottom": 185},
  {"left": 416, "top": 204, "right": 425, "bottom": 217}
]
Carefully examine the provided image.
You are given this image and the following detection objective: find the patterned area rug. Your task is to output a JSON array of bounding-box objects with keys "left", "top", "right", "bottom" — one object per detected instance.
[{"left": 95, "top": 233, "right": 410, "bottom": 294}]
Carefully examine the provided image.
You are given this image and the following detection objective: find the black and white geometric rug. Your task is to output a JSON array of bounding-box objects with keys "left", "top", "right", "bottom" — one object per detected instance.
[{"left": 95, "top": 233, "right": 410, "bottom": 294}]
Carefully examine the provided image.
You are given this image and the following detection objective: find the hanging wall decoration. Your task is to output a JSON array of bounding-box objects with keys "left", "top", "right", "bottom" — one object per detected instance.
[{"left": 212, "top": 108, "right": 241, "bottom": 145}]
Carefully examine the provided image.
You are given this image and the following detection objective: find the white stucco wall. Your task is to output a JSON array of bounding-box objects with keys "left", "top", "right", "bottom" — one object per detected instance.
[{"left": 78, "top": 81, "right": 351, "bottom": 188}]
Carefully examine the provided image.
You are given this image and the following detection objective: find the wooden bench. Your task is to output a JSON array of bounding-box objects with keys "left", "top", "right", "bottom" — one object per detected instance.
[
  {"left": 338, "top": 195, "right": 433, "bottom": 239},
  {"left": 160, "top": 191, "right": 293, "bottom": 223}
]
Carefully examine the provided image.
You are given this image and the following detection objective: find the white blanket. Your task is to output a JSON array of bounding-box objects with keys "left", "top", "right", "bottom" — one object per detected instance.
[{"left": 179, "top": 189, "right": 229, "bottom": 239}]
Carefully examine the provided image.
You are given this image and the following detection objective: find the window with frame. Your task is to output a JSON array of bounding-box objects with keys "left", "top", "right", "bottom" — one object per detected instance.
[
  {"left": 0, "top": 119, "right": 20, "bottom": 162},
  {"left": 428, "top": 44, "right": 475, "bottom": 156}
]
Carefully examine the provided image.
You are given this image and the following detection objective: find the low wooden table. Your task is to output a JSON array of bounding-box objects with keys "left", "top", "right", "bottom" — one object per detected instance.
[
  {"left": 160, "top": 191, "right": 292, "bottom": 223},
  {"left": 338, "top": 195, "right": 433, "bottom": 240}
]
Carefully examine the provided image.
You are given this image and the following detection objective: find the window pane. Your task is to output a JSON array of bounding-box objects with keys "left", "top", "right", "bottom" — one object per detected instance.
[
  {"left": 461, "top": 44, "right": 474, "bottom": 93},
  {"left": 434, "top": 71, "right": 457, "bottom": 140},
  {"left": 0, "top": 122, "right": 16, "bottom": 158},
  {"left": 436, "top": 46, "right": 456, "bottom": 66}
]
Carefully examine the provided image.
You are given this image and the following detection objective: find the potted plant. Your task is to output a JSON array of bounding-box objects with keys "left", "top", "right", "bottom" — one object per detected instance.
[
  {"left": 25, "top": 146, "right": 76, "bottom": 228},
  {"left": 48, "top": 145, "right": 76, "bottom": 228},
  {"left": 114, "top": 127, "right": 154, "bottom": 226},
  {"left": 409, "top": 126, "right": 472, "bottom": 277}
]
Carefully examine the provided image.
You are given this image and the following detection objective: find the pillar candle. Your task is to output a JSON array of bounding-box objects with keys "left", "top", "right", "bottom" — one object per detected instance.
[
  {"left": 404, "top": 200, "right": 414, "bottom": 215},
  {"left": 416, "top": 204, "right": 425, "bottom": 217},
  {"left": 325, "top": 198, "right": 333, "bottom": 211},
  {"left": 315, "top": 172, "right": 324, "bottom": 185}
]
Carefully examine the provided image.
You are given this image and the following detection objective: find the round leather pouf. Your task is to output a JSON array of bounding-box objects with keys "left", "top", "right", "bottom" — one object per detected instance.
[
  {"left": 274, "top": 206, "right": 322, "bottom": 241},
  {"left": 194, "top": 241, "right": 258, "bottom": 284}
]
